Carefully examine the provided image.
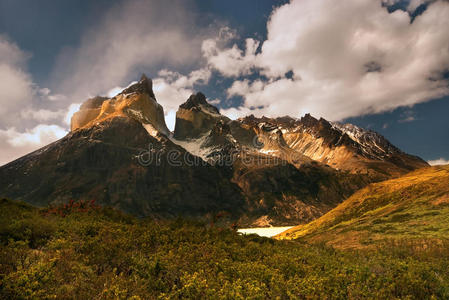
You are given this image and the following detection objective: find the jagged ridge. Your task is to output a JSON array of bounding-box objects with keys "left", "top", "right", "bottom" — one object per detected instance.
[{"left": 0, "top": 74, "right": 429, "bottom": 226}]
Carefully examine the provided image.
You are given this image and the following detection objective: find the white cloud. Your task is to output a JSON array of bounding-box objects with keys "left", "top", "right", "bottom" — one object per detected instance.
[
  {"left": 20, "top": 109, "right": 65, "bottom": 122},
  {"left": 51, "top": 0, "right": 216, "bottom": 103},
  {"left": 38, "top": 88, "right": 51, "bottom": 96},
  {"left": 3, "top": 125, "right": 67, "bottom": 147},
  {"left": 207, "top": 0, "right": 449, "bottom": 121},
  {"left": 407, "top": 0, "right": 433, "bottom": 12},
  {"left": 106, "top": 81, "right": 138, "bottom": 98},
  {"left": 428, "top": 158, "right": 449, "bottom": 166},
  {"left": 0, "top": 36, "right": 69, "bottom": 129},
  {"left": 202, "top": 37, "right": 259, "bottom": 77},
  {"left": 0, "top": 124, "right": 67, "bottom": 166},
  {"left": 47, "top": 94, "right": 67, "bottom": 102},
  {"left": 165, "top": 109, "right": 177, "bottom": 132},
  {"left": 0, "top": 36, "right": 34, "bottom": 124},
  {"left": 208, "top": 98, "right": 221, "bottom": 105},
  {"left": 64, "top": 103, "right": 82, "bottom": 125}
]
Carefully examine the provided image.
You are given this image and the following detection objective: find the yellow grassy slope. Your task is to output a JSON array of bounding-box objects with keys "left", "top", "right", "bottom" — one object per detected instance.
[{"left": 276, "top": 165, "right": 449, "bottom": 249}]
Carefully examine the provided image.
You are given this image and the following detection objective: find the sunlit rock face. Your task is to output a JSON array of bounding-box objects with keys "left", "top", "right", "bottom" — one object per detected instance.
[
  {"left": 70, "top": 96, "right": 108, "bottom": 131},
  {"left": 71, "top": 75, "right": 169, "bottom": 135},
  {"left": 279, "top": 114, "right": 429, "bottom": 180}
]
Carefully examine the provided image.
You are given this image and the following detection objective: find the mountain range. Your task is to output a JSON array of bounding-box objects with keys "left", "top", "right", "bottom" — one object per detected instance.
[{"left": 0, "top": 75, "right": 428, "bottom": 226}]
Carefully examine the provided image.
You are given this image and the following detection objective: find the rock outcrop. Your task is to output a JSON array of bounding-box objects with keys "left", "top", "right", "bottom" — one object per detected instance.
[
  {"left": 174, "top": 93, "right": 229, "bottom": 140},
  {"left": 71, "top": 75, "right": 169, "bottom": 135}
]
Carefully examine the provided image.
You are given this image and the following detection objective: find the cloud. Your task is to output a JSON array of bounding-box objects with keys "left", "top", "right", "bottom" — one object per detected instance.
[
  {"left": 20, "top": 109, "right": 65, "bottom": 123},
  {"left": 398, "top": 110, "right": 417, "bottom": 123},
  {"left": 51, "top": 0, "right": 216, "bottom": 103},
  {"left": 0, "top": 35, "right": 34, "bottom": 125},
  {"left": 428, "top": 158, "right": 449, "bottom": 166},
  {"left": 208, "top": 0, "right": 449, "bottom": 121},
  {"left": 0, "top": 36, "right": 74, "bottom": 165},
  {"left": 407, "top": 0, "right": 434, "bottom": 12},
  {"left": 0, "top": 124, "right": 67, "bottom": 166},
  {"left": 208, "top": 98, "right": 221, "bottom": 105},
  {"left": 0, "top": 36, "right": 70, "bottom": 128},
  {"left": 64, "top": 103, "right": 82, "bottom": 126},
  {"left": 202, "top": 37, "right": 259, "bottom": 77}
]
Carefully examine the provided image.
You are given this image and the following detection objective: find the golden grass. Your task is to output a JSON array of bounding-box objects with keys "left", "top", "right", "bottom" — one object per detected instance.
[{"left": 276, "top": 165, "right": 449, "bottom": 249}]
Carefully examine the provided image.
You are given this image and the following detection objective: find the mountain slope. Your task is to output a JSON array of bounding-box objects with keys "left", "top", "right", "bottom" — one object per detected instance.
[
  {"left": 0, "top": 77, "right": 245, "bottom": 220},
  {"left": 171, "top": 95, "right": 372, "bottom": 225},
  {"left": 277, "top": 165, "right": 449, "bottom": 248},
  {"left": 0, "top": 74, "right": 429, "bottom": 226},
  {"left": 251, "top": 114, "right": 429, "bottom": 180}
]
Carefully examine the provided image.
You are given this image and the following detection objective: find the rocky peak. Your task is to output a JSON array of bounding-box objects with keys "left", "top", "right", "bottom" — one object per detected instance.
[
  {"left": 71, "top": 74, "right": 169, "bottom": 135},
  {"left": 174, "top": 93, "right": 228, "bottom": 140},
  {"left": 180, "top": 92, "right": 220, "bottom": 115},
  {"left": 71, "top": 96, "right": 108, "bottom": 131},
  {"left": 300, "top": 113, "right": 319, "bottom": 127},
  {"left": 210, "top": 119, "right": 231, "bottom": 136},
  {"left": 120, "top": 74, "right": 156, "bottom": 100}
]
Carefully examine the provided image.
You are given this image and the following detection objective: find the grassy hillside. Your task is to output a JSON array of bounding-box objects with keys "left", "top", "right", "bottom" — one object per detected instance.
[
  {"left": 1, "top": 198, "right": 449, "bottom": 298},
  {"left": 277, "top": 165, "right": 449, "bottom": 249}
]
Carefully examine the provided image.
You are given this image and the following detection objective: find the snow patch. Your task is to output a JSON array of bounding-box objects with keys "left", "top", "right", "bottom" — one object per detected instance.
[
  {"left": 238, "top": 226, "right": 294, "bottom": 238},
  {"left": 169, "top": 134, "right": 212, "bottom": 160},
  {"left": 143, "top": 124, "right": 161, "bottom": 140}
]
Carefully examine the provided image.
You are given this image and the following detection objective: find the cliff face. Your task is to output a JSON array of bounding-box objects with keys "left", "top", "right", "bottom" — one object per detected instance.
[
  {"left": 173, "top": 92, "right": 229, "bottom": 140},
  {"left": 71, "top": 75, "right": 169, "bottom": 135},
  {"left": 0, "top": 74, "right": 429, "bottom": 227},
  {"left": 280, "top": 114, "right": 428, "bottom": 180}
]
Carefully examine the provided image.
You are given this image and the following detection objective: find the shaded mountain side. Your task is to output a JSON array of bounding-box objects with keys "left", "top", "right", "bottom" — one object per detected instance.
[
  {"left": 276, "top": 165, "right": 449, "bottom": 248},
  {"left": 0, "top": 114, "right": 368, "bottom": 226},
  {"left": 0, "top": 117, "right": 245, "bottom": 219},
  {"left": 232, "top": 155, "right": 370, "bottom": 226}
]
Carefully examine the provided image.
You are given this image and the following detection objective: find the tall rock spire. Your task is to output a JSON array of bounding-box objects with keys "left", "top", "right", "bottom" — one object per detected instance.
[{"left": 120, "top": 73, "right": 156, "bottom": 100}]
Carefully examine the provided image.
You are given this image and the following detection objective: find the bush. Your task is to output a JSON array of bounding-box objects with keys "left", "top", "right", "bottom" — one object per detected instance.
[{"left": 0, "top": 199, "right": 448, "bottom": 299}]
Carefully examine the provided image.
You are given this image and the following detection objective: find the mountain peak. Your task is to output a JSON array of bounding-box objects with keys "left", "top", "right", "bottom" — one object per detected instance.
[
  {"left": 179, "top": 92, "right": 219, "bottom": 114},
  {"left": 120, "top": 73, "right": 156, "bottom": 100},
  {"left": 70, "top": 73, "right": 169, "bottom": 134},
  {"left": 173, "top": 93, "right": 228, "bottom": 140}
]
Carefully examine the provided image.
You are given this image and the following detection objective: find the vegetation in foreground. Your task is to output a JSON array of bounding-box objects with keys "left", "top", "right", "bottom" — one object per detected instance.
[
  {"left": 1, "top": 198, "right": 448, "bottom": 299},
  {"left": 278, "top": 165, "right": 449, "bottom": 249}
]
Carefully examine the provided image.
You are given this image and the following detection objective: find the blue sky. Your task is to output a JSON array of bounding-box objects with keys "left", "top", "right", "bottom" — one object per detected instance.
[{"left": 0, "top": 0, "right": 448, "bottom": 165}]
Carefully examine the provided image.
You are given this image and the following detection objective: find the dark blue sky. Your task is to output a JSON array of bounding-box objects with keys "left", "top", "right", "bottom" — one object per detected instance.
[{"left": 0, "top": 0, "right": 447, "bottom": 162}]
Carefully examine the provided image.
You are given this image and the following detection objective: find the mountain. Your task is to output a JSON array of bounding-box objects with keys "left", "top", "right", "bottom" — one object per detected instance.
[
  {"left": 0, "top": 76, "right": 245, "bottom": 221},
  {"left": 276, "top": 165, "right": 449, "bottom": 248},
  {"left": 0, "top": 74, "right": 428, "bottom": 226},
  {"left": 246, "top": 114, "right": 428, "bottom": 180}
]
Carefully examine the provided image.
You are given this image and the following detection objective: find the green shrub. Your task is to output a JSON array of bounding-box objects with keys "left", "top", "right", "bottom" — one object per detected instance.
[{"left": 0, "top": 199, "right": 448, "bottom": 299}]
